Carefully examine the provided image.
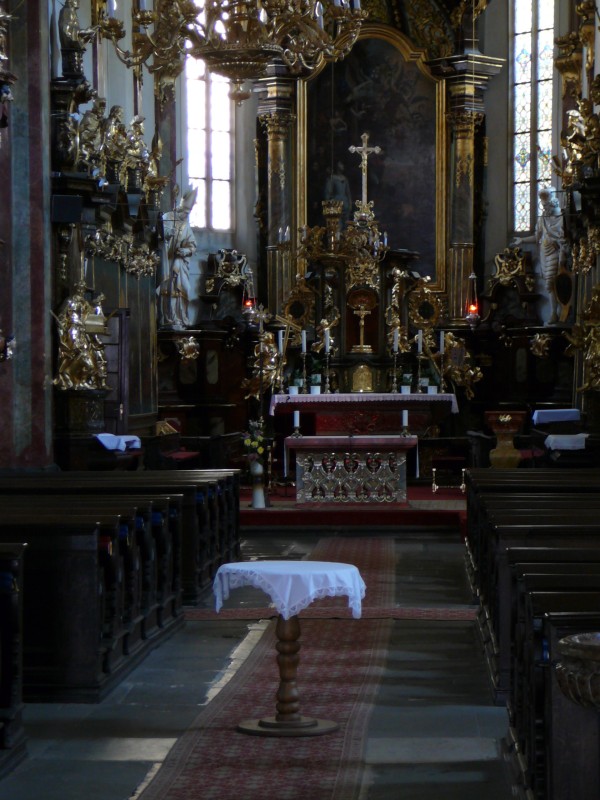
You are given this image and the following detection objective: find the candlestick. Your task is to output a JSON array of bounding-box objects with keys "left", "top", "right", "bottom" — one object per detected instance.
[
  {"left": 417, "top": 329, "right": 423, "bottom": 353},
  {"left": 278, "top": 330, "right": 284, "bottom": 353},
  {"left": 301, "top": 330, "right": 307, "bottom": 353},
  {"left": 439, "top": 331, "right": 444, "bottom": 354},
  {"left": 390, "top": 350, "right": 398, "bottom": 393},
  {"left": 293, "top": 410, "right": 300, "bottom": 429},
  {"left": 324, "top": 328, "right": 330, "bottom": 353},
  {"left": 300, "top": 351, "right": 308, "bottom": 393},
  {"left": 402, "top": 410, "right": 408, "bottom": 429},
  {"left": 393, "top": 328, "right": 399, "bottom": 353},
  {"left": 324, "top": 350, "right": 331, "bottom": 394}
]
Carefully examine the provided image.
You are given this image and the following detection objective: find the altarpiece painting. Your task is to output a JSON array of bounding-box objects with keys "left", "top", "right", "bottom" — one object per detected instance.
[{"left": 302, "top": 27, "right": 446, "bottom": 286}]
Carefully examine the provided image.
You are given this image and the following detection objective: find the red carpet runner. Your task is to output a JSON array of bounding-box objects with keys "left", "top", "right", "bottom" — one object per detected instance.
[{"left": 139, "top": 537, "right": 473, "bottom": 799}]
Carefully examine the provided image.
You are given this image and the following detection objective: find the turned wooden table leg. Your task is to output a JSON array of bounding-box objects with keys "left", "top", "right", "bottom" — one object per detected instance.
[{"left": 237, "top": 614, "right": 339, "bottom": 737}]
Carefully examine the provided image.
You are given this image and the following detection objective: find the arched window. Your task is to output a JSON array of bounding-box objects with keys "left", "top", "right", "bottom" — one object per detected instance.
[
  {"left": 184, "top": 57, "right": 233, "bottom": 231},
  {"left": 512, "top": 0, "right": 556, "bottom": 232}
]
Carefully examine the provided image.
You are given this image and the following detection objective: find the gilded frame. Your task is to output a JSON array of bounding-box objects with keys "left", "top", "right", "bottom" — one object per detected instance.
[{"left": 297, "top": 24, "right": 447, "bottom": 291}]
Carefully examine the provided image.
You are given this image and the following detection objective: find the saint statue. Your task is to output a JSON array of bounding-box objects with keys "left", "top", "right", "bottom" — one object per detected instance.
[
  {"left": 511, "top": 186, "right": 569, "bottom": 324},
  {"left": 157, "top": 188, "right": 198, "bottom": 330},
  {"left": 325, "top": 161, "right": 352, "bottom": 222}
]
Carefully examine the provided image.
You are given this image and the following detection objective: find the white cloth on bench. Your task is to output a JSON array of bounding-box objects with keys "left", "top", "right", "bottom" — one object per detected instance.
[
  {"left": 544, "top": 433, "right": 589, "bottom": 451},
  {"left": 95, "top": 433, "right": 142, "bottom": 451}
]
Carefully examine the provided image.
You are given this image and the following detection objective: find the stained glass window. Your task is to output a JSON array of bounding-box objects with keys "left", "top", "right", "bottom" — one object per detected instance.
[
  {"left": 184, "top": 56, "right": 233, "bottom": 231},
  {"left": 512, "top": 0, "right": 555, "bottom": 232}
]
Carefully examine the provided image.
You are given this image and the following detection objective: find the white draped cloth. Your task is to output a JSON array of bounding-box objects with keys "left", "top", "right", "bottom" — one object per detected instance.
[{"left": 213, "top": 561, "right": 366, "bottom": 620}]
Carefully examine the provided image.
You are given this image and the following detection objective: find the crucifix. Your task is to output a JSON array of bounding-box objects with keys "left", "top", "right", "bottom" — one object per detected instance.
[{"left": 348, "top": 132, "right": 381, "bottom": 206}]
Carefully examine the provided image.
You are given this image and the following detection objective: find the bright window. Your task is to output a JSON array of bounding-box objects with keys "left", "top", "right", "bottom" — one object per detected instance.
[
  {"left": 185, "top": 57, "right": 233, "bottom": 231},
  {"left": 512, "top": 0, "right": 556, "bottom": 232}
]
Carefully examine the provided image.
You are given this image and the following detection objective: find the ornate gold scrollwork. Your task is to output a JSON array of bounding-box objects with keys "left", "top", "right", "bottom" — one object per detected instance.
[
  {"left": 565, "top": 284, "right": 600, "bottom": 392},
  {"left": 490, "top": 247, "right": 535, "bottom": 293},
  {"left": 282, "top": 276, "right": 317, "bottom": 337},
  {"left": 554, "top": 32, "right": 583, "bottom": 99},
  {"left": 408, "top": 280, "right": 443, "bottom": 329}
]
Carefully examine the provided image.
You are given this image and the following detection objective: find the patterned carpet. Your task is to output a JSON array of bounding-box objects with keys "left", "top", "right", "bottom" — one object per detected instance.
[
  {"left": 137, "top": 537, "right": 398, "bottom": 800},
  {"left": 136, "top": 618, "right": 392, "bottom": 800},
  {"left": 138, "top": 537, "right": 474, "bottom": 800}
]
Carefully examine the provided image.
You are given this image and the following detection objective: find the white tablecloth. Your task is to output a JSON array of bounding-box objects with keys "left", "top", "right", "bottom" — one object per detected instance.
[{"left": 213, "top": 561, "right": 366, "bottom": 620}]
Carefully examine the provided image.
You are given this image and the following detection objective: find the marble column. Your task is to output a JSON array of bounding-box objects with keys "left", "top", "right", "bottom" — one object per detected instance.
[{"left": 0, "top": 0, "right": 54, "bottom": 467}]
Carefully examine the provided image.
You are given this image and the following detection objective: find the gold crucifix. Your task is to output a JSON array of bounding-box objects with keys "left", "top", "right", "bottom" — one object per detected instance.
[
  {"left": 351, "top": 304, "right": 373, "bottom": 354},
  {"left": 348, "top": 132, "right": 381, "bottom": 207}
]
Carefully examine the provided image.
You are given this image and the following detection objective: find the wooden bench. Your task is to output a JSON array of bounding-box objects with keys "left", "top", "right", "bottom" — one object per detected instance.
[
  {"left": 0, "top": 469, "right": 240, "bottom": 604},
  {"left": 0, "top": 509, "right": 150, "bottom": 702},
  {"left": 509, "top": 592, "right": 600, "bottom": 800},
  {"left": 471, "top": 504, "right": 600, "bottom": 701},
  {"left": 0, "top": 543, "right": 27, "bottom": 778}
]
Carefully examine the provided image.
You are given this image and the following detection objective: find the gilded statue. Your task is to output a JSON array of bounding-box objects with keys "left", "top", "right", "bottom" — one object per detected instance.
[
  {"left": 52, "top": 283, "right": 109, "bottom": 392},
  {"left": 79, "top": 96, "right": 106, "bottom": 174},
  {"left": 242, "top": 332, "right": 282, "bottom": 400},
  {"left": 58, "top": 0, "right": 97, "bottom": 51},
  {"left": 102, "top": 105, "right": 128, "bottom": 181}
]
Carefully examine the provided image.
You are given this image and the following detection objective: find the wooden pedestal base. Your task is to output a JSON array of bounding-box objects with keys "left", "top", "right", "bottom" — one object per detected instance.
[{"left": 237, "top": 613, "right": 339, "bottom": 737}]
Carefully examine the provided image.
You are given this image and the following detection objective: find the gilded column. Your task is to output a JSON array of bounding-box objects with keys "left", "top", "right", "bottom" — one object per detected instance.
[
  {"left": 256, "top": 75, "right": 296, "bottom": 315},
  {"left": 446, "top": 107, "right": 483, "bottom": 325},
  {"left": 429, "top": 39, "right": 503, "bottom": 327}
]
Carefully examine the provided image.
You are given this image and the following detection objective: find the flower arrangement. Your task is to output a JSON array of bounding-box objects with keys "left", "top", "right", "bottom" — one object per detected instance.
[{"left": 243, "top": 419, "right": 266, "bottom": 462}]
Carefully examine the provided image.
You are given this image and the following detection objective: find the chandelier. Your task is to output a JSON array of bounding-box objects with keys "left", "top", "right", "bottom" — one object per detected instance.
[{"left": 96, "top": 0, "right": 366, "bottom": 103}]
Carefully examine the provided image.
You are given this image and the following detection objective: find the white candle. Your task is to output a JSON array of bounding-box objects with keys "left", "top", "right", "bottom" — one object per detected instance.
[
  {"left": 138, "top": 0, "right": 150, "bottom": 11},
  {"left": 293, "top": 410, "right": 300, "bottom": 428},
  {"left": 393, "top": 328, "right": 399, "bottom": 353},
  {"left": 278, "top": 330, "right": 284, "bottom": 353},
  {"left": 402, "top": 410, "right": 408, "bottom": 428},
  {"left": 417, "top": 330, "right": 423, "bottom": 353},
  {"left": 439, "top": 331, "right": 444, "bottom": 354},
  {"left": 107, "top": 0, "right": 118, "bottom": 16},
  {"left": 324, "top": 328, "right": 330, "bottom": 353},
  {"left": 301, "top": 330, "right": 307, "bottom": 353}
]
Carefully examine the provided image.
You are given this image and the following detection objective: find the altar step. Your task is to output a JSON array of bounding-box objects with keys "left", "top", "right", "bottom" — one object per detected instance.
[{"left": 240, "top": 486, "right": 466, "bottom": 531}]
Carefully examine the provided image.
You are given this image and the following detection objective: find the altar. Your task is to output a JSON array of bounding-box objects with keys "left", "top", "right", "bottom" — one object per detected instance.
[
  {"left": 272, "top": 392, "right": 457, "bottom": 504},
  {"left": 285, "top": 434, "right": 418, "bottom": 504},
  {"left": 270, "top": 392, "right": 458, "bottom": 435}
]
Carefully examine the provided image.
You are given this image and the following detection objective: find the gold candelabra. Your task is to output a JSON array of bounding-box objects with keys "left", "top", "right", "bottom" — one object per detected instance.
[{"left": 95, "top": 0, "right": 366, "bottom": 104}]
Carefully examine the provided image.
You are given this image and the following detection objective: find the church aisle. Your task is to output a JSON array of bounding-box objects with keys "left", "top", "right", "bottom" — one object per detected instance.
[{"left": 0, "top": 529, "right": 512, "bottom": 800}]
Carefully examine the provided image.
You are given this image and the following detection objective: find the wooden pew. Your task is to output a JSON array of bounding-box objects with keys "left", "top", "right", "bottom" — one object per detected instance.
[
  {"left": 0, "top": 513, "right": 125, "bottom": 702},
  {"left": 1, "top": 492, "right": 184, "bottom": 640},
  {"left": 0, "top": 469, "right": 240, "bottom": 603},
  {"left": 477, "top": 514, "right": 600, "bottom": 702},
  {"left": 0, "top": 544, "right": 27, "bottom": 778},
  {"left": 509, "top": 592, "right": 600, "bottom": 800}
]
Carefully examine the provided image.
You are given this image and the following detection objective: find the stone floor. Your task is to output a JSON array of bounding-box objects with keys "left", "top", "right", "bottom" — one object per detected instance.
[{"left": 0, "top": 528, "right": 513, "bottom": 800}]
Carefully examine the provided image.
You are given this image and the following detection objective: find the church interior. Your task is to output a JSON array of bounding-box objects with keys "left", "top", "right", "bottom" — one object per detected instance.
[{"left": 2, "top": 1, "right": 600, "bottom": 798}]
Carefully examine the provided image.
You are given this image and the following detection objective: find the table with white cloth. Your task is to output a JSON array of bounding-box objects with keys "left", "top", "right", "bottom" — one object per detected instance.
[{"left": 213, "top": 560, "right": 366, "bottom": 736}]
